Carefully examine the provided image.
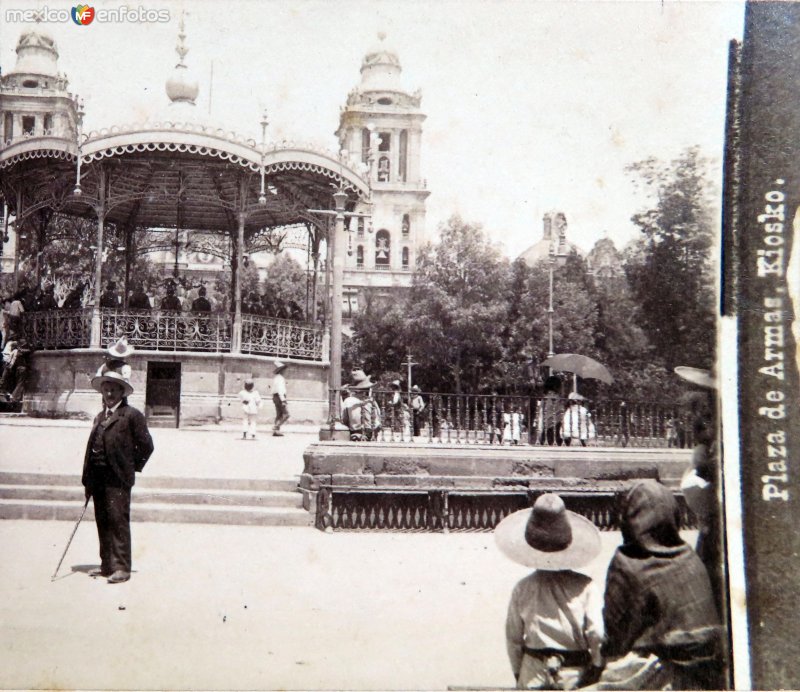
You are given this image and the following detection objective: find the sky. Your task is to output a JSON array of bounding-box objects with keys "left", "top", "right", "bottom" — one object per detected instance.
[{"left": 0, "top": 0, "right": 745, "bottom": 258}]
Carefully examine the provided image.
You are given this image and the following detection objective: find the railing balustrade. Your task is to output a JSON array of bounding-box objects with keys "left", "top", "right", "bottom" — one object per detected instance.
[
  {"left": 329, "top": 388, "right": 698, "bottom": 449},
  {"left": 241, "top": 314, "right": 323, "bottom": 361},
  {"left": 22, "top": 308, "right": 324, "bottom": 361}
]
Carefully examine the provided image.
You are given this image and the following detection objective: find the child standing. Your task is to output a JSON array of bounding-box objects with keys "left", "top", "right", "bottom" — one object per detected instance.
[
  {"left": 495, "top": 494, "right": 604, "bottom": 689},
  {"left": 239, "top": 378, "right": 262, "bottom": 440}
]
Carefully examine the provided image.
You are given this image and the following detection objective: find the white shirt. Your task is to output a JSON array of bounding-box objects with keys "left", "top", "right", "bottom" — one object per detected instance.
[
  {"left": 273, "top": 373, "right": 287, "bottom": 401},
  {"left": 506, "top": 569, "right": 603, "bottom": 673},
  {"left": 239, "top": 389, "right": 262, "bottom": 415}
]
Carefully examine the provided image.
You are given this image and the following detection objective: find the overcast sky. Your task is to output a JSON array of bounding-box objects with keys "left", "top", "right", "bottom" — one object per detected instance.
[{"left": 1, "top": 0, "right": 745, "bottom": 257}]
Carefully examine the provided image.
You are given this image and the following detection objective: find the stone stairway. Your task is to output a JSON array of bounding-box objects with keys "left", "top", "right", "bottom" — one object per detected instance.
[{"left": 0, "top": 472, "right": 314, "bottom": 527}]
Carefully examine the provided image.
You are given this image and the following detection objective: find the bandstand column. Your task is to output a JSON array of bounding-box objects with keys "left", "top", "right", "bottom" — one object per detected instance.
[
  {"left": 90, "top": 166, "right": 106, "bottom": 348},
  {"left": 326, "top": 189, "right": 348, "bottom": 431},
  {"left": 231, "top": 209, "right": 245, "bottom": 354}
]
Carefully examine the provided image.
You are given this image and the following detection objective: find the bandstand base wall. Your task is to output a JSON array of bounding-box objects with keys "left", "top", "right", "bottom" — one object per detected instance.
[{"left": 24, "top": 350, "right": 328, "bottom": 426}]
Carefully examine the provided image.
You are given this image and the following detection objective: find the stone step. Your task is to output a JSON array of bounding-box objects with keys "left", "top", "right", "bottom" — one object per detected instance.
[
  {"left": 0, "top": 499, "right": 314, "bottom": 526},
  {"left": 0, "top": 485, "right": 304, "bottom": 508},
  {"left": 0, "top": 472, "right": 299, "bottom": 493}
]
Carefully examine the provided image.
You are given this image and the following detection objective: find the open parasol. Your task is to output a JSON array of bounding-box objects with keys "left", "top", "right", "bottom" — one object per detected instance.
[{"left": 541, "top": 353, "right": 614, "bottom": 385}]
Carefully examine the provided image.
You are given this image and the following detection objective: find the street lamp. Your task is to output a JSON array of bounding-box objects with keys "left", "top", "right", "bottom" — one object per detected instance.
[
  {"left": 308, "top": 187, "right": 372, "bottom": 439},
  {"left": 547, "top": 239, "right": 567, "bottom": 359}
]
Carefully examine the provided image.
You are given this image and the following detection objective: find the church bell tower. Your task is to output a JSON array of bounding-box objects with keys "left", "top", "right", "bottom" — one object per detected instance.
[{"left": 336, "top": 33, "right": 429, "bottom": 318}]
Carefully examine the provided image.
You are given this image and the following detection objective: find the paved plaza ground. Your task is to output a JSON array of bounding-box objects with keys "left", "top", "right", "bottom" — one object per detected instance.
[{"left": 0, "top": 419, "right": 697, "bottom": 690}]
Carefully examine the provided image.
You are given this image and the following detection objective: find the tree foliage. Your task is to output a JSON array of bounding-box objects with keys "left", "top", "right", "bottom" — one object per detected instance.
[{"left": 624, "top": 146, "right": 717, "bottom": 372}]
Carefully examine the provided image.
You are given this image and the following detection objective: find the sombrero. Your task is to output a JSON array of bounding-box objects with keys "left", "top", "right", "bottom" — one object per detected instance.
[
  {"left": 91, "top": 368, "right": 134, "bottom": 398},
  {"left": 274, "top": 359, "right": 288, "bottom": 373},
  {"left": 674, "top": 366, "right": 716, "bottom": 390},
  {"left": 346, "top": 369, "right": 376, "bottom": 390},
  {"left": 106, "top": 336, "right": 135, "bottom": 360},
  {"left": 495, "top": 494, "right": 601, "bottom": 570}
]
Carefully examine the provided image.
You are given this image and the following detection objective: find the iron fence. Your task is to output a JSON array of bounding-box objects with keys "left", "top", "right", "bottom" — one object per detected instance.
[
  {"left": 330, "top": 389, "right": 699, "bottom": 449},
  {"left": 316, "top": 486, "right": 697, "bottom": 532},
  {"left": 22, "top": 308, "right": 92, "bottom": 350},
  {"left": 22, "top": 308, "right": 325, "bottom": 361}
]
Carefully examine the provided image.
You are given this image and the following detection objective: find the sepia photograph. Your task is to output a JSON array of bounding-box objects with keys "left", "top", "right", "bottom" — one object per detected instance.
[{"left": 0, "top": 0, "right": 796, "bottom": 689}]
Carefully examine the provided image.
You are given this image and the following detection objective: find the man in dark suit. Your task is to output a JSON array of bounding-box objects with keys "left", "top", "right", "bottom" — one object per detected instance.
[{"left": 82, "top": 366, "right": 153, "bottom": 584}]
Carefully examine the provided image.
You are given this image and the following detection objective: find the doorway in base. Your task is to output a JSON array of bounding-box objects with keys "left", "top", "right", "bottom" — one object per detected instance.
[{"left": 145, "top": 361, "right": 181, "bottom": 428}]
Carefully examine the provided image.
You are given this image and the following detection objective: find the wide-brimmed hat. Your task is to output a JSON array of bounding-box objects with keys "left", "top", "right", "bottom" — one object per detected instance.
[
  {"left": 390, "top": 380, "right": 401, "bottom": 389},
  {"left": 567, "top": 392, "right": 586, "bottom": 402},
  {"left": 494, "top": 494, "right": 601, "bottom": 570},
  {"left": 106, "top": 336, "right": 135, "bottom": 360},
  {"left": 346, "top": 369, "right": 376, "bottom": 390},
  {"left": 91, "top": 368, "right": 134, "bottom": 398},
  {"left": 411, "top": 385, "right": 421, "bottom": 393},
  {"left": 674, "top": 366, "right": 717, "bottom": 390},
  {"left": 274, "top": 359, "right": 287, "bottom": 373}
]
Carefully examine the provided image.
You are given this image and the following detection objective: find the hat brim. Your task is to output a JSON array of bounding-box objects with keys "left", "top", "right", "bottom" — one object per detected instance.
[
  {"left": 674, "top": 366, "right": 716, "bottom": 390},
  {"left": 346, "top": 380, "right": 375, "bottom": 390},
  {"left": 107, "top": 346, "right": 135, "bottom": 359},
  {"left": 494, "top": 507, "right": 601, "bottom": 570},
  {"left": 91, "top": 374, "right": 134, "bottom": 398}
]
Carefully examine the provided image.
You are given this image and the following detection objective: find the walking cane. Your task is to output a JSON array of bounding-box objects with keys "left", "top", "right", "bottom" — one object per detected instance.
[{"left": 51, "top": 496, "right": 90, "bottom": 581}]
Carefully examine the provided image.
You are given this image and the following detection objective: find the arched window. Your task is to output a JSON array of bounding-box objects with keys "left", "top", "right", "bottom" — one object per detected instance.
[
  {"left": 378, "top": 156, "right": 390, "bottom": 182},
  {"left": 402, "top": 247, "right": 410, "bottom": 269},
  {"left": 375, "top": 230, "right": 391, "bottom": 268},
  {"left": 402, "top": 214, "right": 410, "bottom": 237},
  {"left": 22, "top": 116, "right": 35, "bottom": 135},
  {"left": 357, "top": 217, "right": 365, "bottom": 237},
  {"left": 356, "top": 245, "right": 364, "bottom": 269}
]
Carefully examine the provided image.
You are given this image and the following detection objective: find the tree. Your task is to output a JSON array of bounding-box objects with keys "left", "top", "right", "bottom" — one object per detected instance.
[
  {"left": 262, "top": 253, "right": 308, "bottom": 317},
  {"left": 404, "top": 216, "right": 512, "bottom": 393},
  {"left": 624, "top": 146, "right": 717, "bottom": 372}
]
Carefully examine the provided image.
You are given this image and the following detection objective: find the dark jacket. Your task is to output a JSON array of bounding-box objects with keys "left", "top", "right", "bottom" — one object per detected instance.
[
  {"left": 603, "top": 480, "right": 720, "bottom": 661},
  {"left": 82, "top": 402, "right": 154, "bottom": 489}
]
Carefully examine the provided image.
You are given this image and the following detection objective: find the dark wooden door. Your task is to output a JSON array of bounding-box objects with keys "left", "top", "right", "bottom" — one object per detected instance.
[{"left": 145, "top": 362, "right": 181, "bottom": 428}]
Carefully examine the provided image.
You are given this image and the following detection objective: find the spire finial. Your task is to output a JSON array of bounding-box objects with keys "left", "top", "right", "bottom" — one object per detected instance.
[
  {"left": 377, "top": 31, "right": 387, "bottom": 42},
  {"left": 176, "top": 10, "right": 188, "bottom": 67}
]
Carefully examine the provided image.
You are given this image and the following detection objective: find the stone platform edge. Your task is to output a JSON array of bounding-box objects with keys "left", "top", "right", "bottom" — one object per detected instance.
[{"left": 298, "top": 442, "right": 693, "bottom": 512}]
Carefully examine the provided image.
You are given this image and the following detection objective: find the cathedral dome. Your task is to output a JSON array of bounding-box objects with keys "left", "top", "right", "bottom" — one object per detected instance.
[
  {"left": 359, "top": 32, "right": 403, "bottom": 92},
  {"left": 10, "top": 30, "right": 60, "bottom": 78}
]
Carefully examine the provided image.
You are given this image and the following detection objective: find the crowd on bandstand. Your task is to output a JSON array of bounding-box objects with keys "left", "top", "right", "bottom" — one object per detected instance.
[{"left": 1, "top": 277, "right": 310, "bottom": 324}]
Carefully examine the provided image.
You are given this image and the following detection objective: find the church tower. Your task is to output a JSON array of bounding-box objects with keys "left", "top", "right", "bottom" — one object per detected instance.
[
  {"left": 0, "top": 30, "right": 79, "bottom": 275},
  {"left": 0, "top": 31, "right": 78, "bottom": 144},
  {"left": 336, "top": 33, "right": 429, "bottom": 318}
]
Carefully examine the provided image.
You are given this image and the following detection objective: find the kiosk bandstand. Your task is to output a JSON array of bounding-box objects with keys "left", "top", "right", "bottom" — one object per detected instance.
[{"left": 0, "top": 28, "right": 370, "bottom": 426}]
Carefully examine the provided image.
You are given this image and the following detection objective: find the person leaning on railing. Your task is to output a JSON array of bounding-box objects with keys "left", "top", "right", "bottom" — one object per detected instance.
[
  {"left": 341, "top": 369, "right": 382, "bottom": 441},
  {"left": 128, "top": 283, "right": 152, "bottom": 311},
  {"left": 536, "top": 376, "right": 565, "bottom": 446}
]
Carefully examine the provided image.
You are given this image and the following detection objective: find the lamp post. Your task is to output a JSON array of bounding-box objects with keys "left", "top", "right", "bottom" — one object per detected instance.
[
  {"left": 308, "top": 188, "right": 371, "bottom": 439},
  {"left": 547, "top": 239, "right": 567, "bottom": 360}
]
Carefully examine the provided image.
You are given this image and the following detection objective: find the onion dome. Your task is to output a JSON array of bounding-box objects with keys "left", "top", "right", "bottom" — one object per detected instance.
[
  {"left": 359, "top": 32, "right": 403, "bottom": 92},
  {"left": 165, "top": 15, "right": 199, "bottom": 106},
  {"left": 9, "top": 31, "right": 59, "bottom": 77}
]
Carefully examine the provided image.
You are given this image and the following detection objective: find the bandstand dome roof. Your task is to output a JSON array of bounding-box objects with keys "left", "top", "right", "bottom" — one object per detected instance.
[{"left": 0, "top": 20, "right": 371, "bottom": 240}]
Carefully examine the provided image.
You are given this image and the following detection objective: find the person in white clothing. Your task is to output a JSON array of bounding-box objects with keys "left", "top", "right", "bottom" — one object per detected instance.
[
  {"left": 561, "top": 392, "right": 596, "bottom": 447},
  {"left": 239, "top": 378, "right": 262, "bottom": 439},
  {"left": 272, "top": 360, "right": 289, "bottom": 436},
  {"left": 495, "top": 493, "right": 604, "bottom": 689}
]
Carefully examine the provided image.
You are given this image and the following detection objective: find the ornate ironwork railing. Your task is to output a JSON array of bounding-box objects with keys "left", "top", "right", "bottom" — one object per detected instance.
[
  {"left": 333, "top": 389, "right": 699, "bottom": 449},
  {"left": 315, "top": 486, "right": 697, "bottom": 533},
  {"left": 22, "top": 308, "right": 92, "bottom": 350},
  {"left": 241, "top": 314, "right": 324, "bottom": 361},
  {"left": 22, "top": 309, "right": 324, "bottom": 361}
]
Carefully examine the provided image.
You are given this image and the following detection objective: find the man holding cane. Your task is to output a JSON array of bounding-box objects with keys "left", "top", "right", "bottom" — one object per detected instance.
[{"left": 82, "top": 363, "right": 153, "bottom": 584}]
